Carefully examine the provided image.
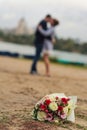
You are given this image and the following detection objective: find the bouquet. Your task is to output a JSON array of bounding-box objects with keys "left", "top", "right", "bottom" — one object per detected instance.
[{"left": 31, "top": 93, "right": 77, "bottom": 124}]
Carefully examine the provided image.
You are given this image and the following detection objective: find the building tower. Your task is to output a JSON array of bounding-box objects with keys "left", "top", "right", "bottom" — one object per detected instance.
[{"left": 15, "top": 18, "right": 29, "bottom": 35}]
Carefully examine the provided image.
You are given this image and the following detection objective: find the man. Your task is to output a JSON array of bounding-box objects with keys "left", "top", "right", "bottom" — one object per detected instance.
[{"left": 30, "top": 14, "right": 52, "bottom": 74}]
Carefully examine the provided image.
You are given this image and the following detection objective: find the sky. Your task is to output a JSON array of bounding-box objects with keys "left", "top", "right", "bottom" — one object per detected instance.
[{"left": 0, "top": 0, "right": 87, "bottom": 42}]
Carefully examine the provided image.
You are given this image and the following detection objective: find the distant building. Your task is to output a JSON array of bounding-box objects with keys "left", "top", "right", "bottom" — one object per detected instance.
[
  {"left": 15, "top": 18, "right": 29, "bottom": 35},
  {"left": 2, "top": 18, "right": 34, "bottom": 35},
  {"left": 15, "top": 18, "right": 34, "bottom": 35}
]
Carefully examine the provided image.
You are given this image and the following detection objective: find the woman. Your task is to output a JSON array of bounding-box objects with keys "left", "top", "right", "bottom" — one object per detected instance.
[{"left": 38, "top": 19, "right": 59, "bottom": 76}]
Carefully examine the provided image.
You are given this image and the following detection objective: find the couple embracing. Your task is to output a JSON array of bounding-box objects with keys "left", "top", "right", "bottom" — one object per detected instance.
[{"left": 30, "top": 14, "right": 59, "bottom": 76}]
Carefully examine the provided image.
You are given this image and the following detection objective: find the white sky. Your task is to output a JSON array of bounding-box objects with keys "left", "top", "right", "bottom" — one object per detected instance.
[{"left": 0, "top": 0, "right": 87, "bottom": 42}]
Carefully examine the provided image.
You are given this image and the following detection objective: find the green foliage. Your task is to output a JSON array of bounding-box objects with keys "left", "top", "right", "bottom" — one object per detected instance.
[
  {"left": 54, "top": 38, "right": 87, "bottom": 54},
  {"left": 0, "top": 30, "right": 87, "bottom": 54}
]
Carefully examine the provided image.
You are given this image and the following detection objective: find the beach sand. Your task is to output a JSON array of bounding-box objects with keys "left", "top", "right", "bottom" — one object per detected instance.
[{"left": 0, "top": 56, "right": 87, "bottom": 130}]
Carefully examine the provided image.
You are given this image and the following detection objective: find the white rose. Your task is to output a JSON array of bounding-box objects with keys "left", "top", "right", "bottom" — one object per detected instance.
[
  {"left": 37, "top": 111, "right": 47, "bottom": 121},
  {"left": 49, "top": 102, "right": 58, "bottom": 111},
  {"left": 67, "top": 101, "right": 73, "bottom": 115},
  {"left": 63, "top": 106, "right": 68, "bottom": 115},
  {"left": 54, "top": 118, "right": 59, "bottom": 124}
]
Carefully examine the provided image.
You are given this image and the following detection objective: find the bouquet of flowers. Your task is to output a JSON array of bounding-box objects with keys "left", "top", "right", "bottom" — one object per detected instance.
[{"left": 31, "top": 93, "right": 77, "bottom": 124}]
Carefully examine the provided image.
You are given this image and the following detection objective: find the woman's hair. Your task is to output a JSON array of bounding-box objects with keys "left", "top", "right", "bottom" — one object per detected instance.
[{"left": 53, "top": 19, "right": 59, "bottom": 26}]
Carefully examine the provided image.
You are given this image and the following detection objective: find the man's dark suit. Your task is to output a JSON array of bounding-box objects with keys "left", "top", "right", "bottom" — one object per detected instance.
[{"left": 30, "top": 20, "right": 51, "bottom": 73}]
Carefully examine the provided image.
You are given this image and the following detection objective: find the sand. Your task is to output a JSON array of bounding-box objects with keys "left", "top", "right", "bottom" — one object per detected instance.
[{"left": 0, "top": 56, "right": 87, "bottom": 130}]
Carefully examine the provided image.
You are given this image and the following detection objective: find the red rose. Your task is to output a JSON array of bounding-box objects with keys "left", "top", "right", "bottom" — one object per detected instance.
[
  {"left": 56, "top": 96, "right": 59, "bottom": 100},
  {"left": 67, "top": 98, "right": 70, "bottom": 101},
  {"left": 40, "top": 104, "right": 46, "bottom": 111},
  {"left": 58, "top": 106, "right": 63, "bottom": 111},
  {"left": 61, "top": 98, "right": 68, "bottom": 104},
  {"left": 45, "top": 99, "right": 51, "bottom": 105}
]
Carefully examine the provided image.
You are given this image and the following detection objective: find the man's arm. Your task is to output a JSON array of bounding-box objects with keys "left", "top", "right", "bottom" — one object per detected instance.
[{"left": 38, "top": 26, "right": 54, "bottom": 36}]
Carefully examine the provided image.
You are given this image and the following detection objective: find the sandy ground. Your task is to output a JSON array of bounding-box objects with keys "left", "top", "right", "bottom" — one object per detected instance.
[{"left": 0, "top": 56, "right": 87, "bottom": 130}]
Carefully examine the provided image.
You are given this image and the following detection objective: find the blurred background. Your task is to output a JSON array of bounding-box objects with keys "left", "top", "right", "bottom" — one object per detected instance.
[
  {"left": 0, "top": 0, "right": 87, "bottom": 66},
  {"left": 0, "top": 1, "right": 87, "bottom": 129}
]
